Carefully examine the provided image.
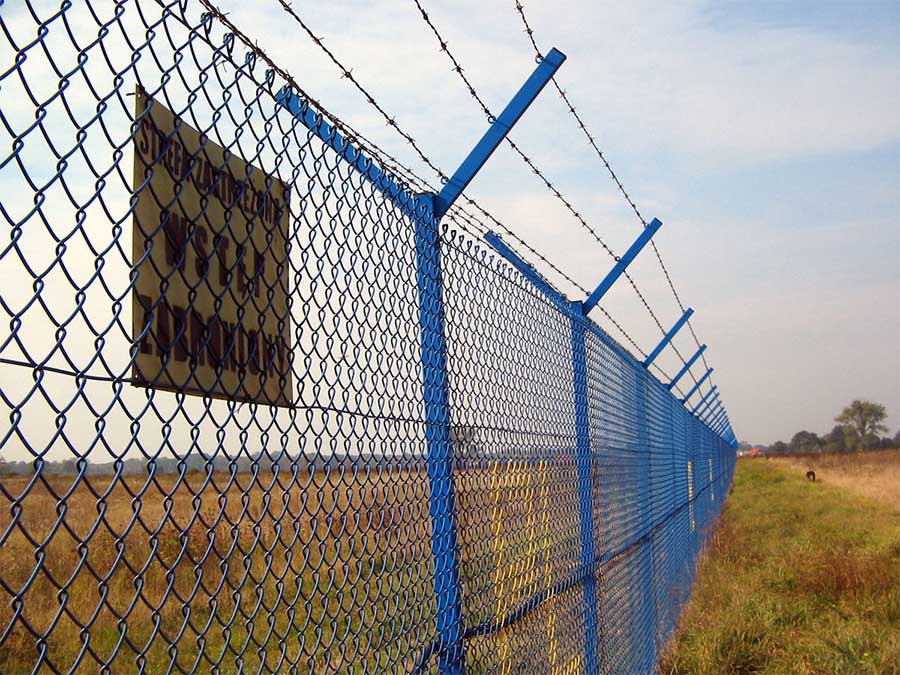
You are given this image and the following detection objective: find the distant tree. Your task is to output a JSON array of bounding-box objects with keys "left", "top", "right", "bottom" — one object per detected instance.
[
  {"left": 835, "top": 400, "right": 888, "bottom": 451},
  {"left": 880, "top": 436, "right": 895, "bottom": 449},
  {"left": 769, "top": 441, "right": 788, "bottom": 455},
  {"left": 789, "top": 430, "right": 822, "bottom": 454},
  {"left": 822, "top": 425, "right": 847, "bottom": 453},
  {"left": 894, "top": 430, "right": 900, "bottom": 448}
]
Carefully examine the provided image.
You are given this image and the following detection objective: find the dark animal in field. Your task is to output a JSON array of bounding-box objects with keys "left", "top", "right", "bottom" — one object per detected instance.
[{"left": 806, "top": 470, "right": 816, "bottom": 481}]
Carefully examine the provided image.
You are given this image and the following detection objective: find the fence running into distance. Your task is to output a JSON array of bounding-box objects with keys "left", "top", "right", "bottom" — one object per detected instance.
[{"left": 0, "top": 1, "right": 737, "bottom": 673}]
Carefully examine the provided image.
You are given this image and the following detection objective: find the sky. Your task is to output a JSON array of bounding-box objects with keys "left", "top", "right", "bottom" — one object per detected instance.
[{"left": 205, "top": 0, "right": 900, "bottom": 445}]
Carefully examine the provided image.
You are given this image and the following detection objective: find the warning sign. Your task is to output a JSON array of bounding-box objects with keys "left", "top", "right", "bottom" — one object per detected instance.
[{"left": 131, "top": 88, "right": 293, "bottom": 405}]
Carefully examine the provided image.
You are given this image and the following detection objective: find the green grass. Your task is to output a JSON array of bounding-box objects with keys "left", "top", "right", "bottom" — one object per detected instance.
[{"left": 660, "top": 459, "right": 900, "bottom": 675}]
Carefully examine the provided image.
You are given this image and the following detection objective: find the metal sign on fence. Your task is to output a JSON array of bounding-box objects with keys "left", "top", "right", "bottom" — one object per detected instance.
[{"left": 131, "top": 88, "right": 293, "bottom": 405}]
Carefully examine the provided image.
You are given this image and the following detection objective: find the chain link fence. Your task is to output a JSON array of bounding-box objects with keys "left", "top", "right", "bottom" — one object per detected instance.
[{"left": 0, "top": 1, "right": 736, "bottom": 672}]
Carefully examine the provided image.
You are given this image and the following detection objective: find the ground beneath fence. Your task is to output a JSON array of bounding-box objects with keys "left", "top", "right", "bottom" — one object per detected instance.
[{"left": 659, "top": 457, "right": 900, "bottom": 674}]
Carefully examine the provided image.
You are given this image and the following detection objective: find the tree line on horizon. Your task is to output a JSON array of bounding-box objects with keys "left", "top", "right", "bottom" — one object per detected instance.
[{"left": 745, "top": 400, "right": 897, "bottom": 455}]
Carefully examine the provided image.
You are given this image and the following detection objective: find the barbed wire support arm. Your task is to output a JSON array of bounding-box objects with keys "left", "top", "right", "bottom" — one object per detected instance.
[
  {"left": 699, "top": 397, "right": 723, "bottom": 424},
  {"left": 711, "top": 409, "right": 730, "bottom": 435},
  {"left": 692, "top": 385, "right": 718, "bottom": 415},
  {"left": 668, "top": 344, "right": 707, "bottom": 391},
  {"left": 582, "top": 218, "right": 663, "bottom": 315},
  {"left": 681, "top": 367, "right": 714, "bottom": 404},
  {"left": 433, "top": 48, "right": 567, "bottom": 219},
  {"left": 643, "top": 308, "right": 694, "bottom": 368}
]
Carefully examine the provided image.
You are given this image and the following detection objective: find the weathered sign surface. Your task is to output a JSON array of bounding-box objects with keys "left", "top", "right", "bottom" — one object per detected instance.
[{"left": 132, "top": 89, "right": 292, "bottom": 405}]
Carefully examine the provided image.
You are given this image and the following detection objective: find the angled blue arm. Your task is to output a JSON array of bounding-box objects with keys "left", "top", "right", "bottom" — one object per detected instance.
[
  {"left": 434, "top": 49, "right": 567, "bottom": 219},
  {"left": 713, "top": 418, "right": 729, "bottom": 437},
  {"left": 697, "top": 394, "right": 720, "bottom": 421},
  {"left": 643, "top": 308, "right": 693, "bottom": 368},
  {"left": 691, "top": 384, "right": 717, "bottom": 414},
  {"left": 583, "top": 218, "right": 662, "bottom": 315},
  {"left": 703, "top": 401, "right": 724, "bottom": 426},
  {"left": 717, "top": 413, "right": 731, "bottom": 434},
  {"left": 715, "top": 420, "right": 730, "bottom": 437},
  {"left": 709, "top": 407, "right": 727, "bottom": 431},
  {"left": 681, "top": 367, "right": 713, "bottom": 403},
  {"left": 667, "top": 344, "right": 706, "bottom": 390}
]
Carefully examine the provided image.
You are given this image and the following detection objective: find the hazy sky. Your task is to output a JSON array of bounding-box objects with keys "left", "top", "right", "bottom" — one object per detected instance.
[{"left": 211, "top": 0, "right": 899, "bottom": 445}]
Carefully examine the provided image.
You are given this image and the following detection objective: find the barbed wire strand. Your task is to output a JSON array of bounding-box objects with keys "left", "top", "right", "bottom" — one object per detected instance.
[
  {"left": 510, "top": 0, "right": 718, "bottom": 389},
  {"left": 409, "top": 0, "right": 710, "bottom": 393},
  {"left": 199, "top": 0, "right": 678, "bottom": 384},
  {"left": 409, "top": 0, "right": 676, "bottom": 341}
]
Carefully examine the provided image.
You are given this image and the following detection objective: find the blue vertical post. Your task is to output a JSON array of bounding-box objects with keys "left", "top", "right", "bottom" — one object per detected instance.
[
  {"left": 414, "top": 195, "right": 464, "bottom": 673},
  {"left": 635, "top": 366, "right": 656, "bottom": 668},
  {"left": 569, "top": 301, "right": 599, "bottom": 673}
]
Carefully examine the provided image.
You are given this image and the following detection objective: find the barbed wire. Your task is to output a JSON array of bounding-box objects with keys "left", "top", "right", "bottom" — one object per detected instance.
[
  {"left": 510, "top": 0, "right": 717, "bottom": 384},
  {"left": 206, "top": 0, "right": 675, "bottom": 381},
  {"left": 200, "top": 2, "right": 581, "bottom": 293},
  {"left": 409, "top": 0, "right": 724, "bottom": 429},
  {"left": 410, "top": 0, "right": 676, "bottom": 345}
]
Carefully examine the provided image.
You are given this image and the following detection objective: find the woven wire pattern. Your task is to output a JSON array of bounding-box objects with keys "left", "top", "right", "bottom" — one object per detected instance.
[{"left": 0, "top": 1, "right": 736, "bottom": 673}]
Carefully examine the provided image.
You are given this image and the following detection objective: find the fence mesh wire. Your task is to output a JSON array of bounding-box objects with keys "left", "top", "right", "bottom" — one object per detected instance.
[{"left": 0, "top": 1, "right": 736, "bottom": 673}]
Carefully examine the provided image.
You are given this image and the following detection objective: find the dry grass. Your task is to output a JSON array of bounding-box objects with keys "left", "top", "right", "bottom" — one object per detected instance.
[
  {"left": 0, "top": 460, "right": 584, "bottom": 674},
  {"left": 772, "top": 448, "right": 900, "bottom": 509},
  {"left": 660, "top": 458, "right": 900, "bottom": 674},
  {"left": 0, "top": 468, "right": 436, "bottom": 674}
]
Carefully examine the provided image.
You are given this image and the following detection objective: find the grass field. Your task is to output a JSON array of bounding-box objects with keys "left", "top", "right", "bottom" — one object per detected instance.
[
  {"left": 773, "top": 448, "right": 900, "bottom": 509},
  {"left": 0, "top": 460, "right": 585, "bottom": 674},
  {"left": 660, "top": 453, "right": 900, "bottom": 674},
  {"left": 0, "top": 469, "right": 438, "bottom": 674}
]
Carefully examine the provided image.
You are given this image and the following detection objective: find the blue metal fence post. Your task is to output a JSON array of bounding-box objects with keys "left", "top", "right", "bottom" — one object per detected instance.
[
  {"left": 414, "top": 195, "right": 464, "bottom": 673},
  {"left": 569, "top": 301, "right": 600, "bottom": 673},
  {"left": 635, "top": 366, "right": 657, "bottom": 669}
]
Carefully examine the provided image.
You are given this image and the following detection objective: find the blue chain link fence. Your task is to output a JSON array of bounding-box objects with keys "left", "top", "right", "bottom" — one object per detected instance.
[{"left": 0, "top": 1, "right": 736, "bottom": 672}]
